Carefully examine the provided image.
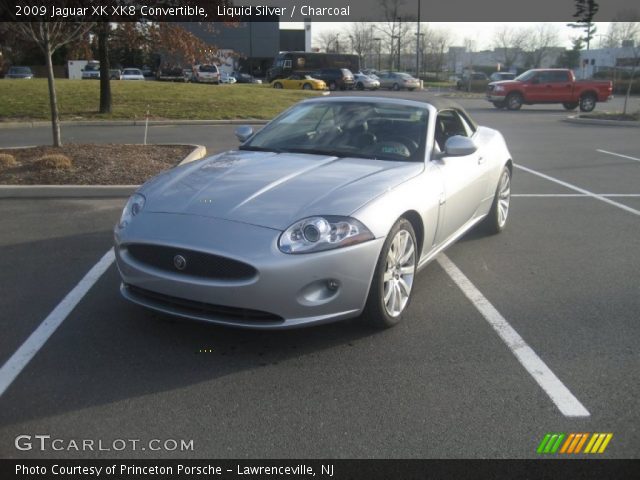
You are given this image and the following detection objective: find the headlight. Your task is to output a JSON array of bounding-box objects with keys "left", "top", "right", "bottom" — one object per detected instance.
[
  {"left": 494, "top": 85, "right": 505, "bottom": 92},
  {"left": 279, "top": 216, "right": 374, "bottom": 254},
  {"left": 118, "top": 193, "right": 145, "bottom": 229}
]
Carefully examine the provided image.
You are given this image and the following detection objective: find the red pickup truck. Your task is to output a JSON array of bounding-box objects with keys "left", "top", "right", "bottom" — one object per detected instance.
[{"left": 486, "top": 68, "right": 612, "bottom": 112}]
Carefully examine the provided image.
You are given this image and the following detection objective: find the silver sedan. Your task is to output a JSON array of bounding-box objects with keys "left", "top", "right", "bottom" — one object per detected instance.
[{"left": 114, "top": 96, "right": 513, "bottom": 329}]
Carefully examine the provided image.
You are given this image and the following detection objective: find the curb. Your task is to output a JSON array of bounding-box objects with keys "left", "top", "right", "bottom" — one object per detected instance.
[
  {"left": 563, "top": 115, "right": 640, "bottom": 127},
  {"left": 0, "top": 144, "right": 207, "bottom": 199},
  {"left": 0, "top": 119, "right": 270, "bottom": 129}
]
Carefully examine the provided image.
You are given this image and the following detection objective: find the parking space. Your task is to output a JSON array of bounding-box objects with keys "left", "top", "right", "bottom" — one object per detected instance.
[{"left": 0, "top": 94, "right": 638, "bottom": 459}]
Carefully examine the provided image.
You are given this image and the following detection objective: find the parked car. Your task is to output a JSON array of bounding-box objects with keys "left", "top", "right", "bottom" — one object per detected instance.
[
  {"left": 120, "top": 68, "right": 145, "bottom": 81},
  {"left": 183, "top": 68, "right": 194, "bottom": 82},
  {"left": 141, "top": 67, "right": 155, "bottom": 79},
  {"left": 192, "top": 64, "right": 220, "bottom": 84},
  {"left": 115, "top": 95, "right": 513, "bottom": 330},
  {"left": 456, "top": 72, "right": 488, "bottom": 90},
  {"left": 486, "top": 68, "right": 613, "bottom": 111},
  {"left": 489, "top": 72, "right": 516, "bottom": 82},
  {"left": 232, "top": 72, "right": 262, "bottom": 84},
  {"left": 220, "top": 72, "right": 237, "bottom": 84},
  {"left": 4, "top": 66, "right": 34, "bottom": 79},
  {"left": 310, "top": 68, "right": 355, "bottom": 90},
  {"left": 377, "top": 72, "right": 420, "bottom": 91},
  {"left": 81, "top": 62, "right": 100, "bottom": 79},
  {"left": 109, "top": 69, "right": 121, "bottom": 80},
  {"left": 271, "top": 73, "right": 327, "bottom": 90},
  {"left": 354, "top": 73, "right": 380, "bottom": 90}
]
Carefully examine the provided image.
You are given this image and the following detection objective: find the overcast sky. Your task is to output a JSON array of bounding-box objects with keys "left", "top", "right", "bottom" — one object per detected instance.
[{"left": 282, "top": 22, "right": 614, "bottom": 50}]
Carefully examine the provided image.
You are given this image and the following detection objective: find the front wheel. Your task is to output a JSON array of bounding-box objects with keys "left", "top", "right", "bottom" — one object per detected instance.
[
  {"left": 302, "top": 83, "right": 312, "bottom": 90},
  {"left": 392, "top": 83, "right": 400, "bottom": 91},
  {"left": 273, "top": 82, "right": 283, "bottom": 89},
  {"left": 579, "top": 94, "right": 596, "bottom": 112},
  {"left": 482, "top": 166, "right": 511, "bottom": 234},
  {"left": 356, "top": 82, "right": 364, "bottom": 90},
  {"left": 364, "top": 218, "right": 417, "bottom": 329},
  {"left": 506, "top": 93, "right": 523, "bottom": 110},
  {"left": 492, "top": 101, "right": 506, "bottom": 109}
]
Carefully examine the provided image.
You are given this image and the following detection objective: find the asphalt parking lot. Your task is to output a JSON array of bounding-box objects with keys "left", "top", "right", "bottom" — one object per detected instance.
[{"left": 0, "top": 94, "right": 638, "bottom": 459}]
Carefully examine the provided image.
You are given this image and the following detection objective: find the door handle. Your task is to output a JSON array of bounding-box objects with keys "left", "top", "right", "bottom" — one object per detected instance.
[{"left": 478, "top": 156, "right": 485, "bottom": 165}]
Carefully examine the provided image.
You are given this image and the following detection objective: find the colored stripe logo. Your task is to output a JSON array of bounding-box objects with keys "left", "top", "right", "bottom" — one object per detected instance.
[{"left": 537, "top": 433, "right": 613, "bottom": 454}]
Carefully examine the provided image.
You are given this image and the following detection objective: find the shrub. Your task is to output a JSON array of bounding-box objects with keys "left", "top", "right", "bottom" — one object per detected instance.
[
  {"left": 0, "top": 153, "right": 18, "bottom": 169},
  {"left": 34, "top": 154, "right": 73, "bottom": 170}
]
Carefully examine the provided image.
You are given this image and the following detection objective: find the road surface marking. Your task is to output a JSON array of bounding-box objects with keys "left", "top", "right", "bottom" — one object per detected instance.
[
  {"left": 515, "top": 164, "right": 640, "bottom": 216},
  {"left": 0, "top": 249, "right": 115, "bottom": 398},
  {"left": 596, "top": 149, "right": 640, "bottom": 163},
  {"left": 438, "top": 254, "right": 590, "bottom": 418},
  {"left": 512, "top": 194, "right": 640, "bottom": 197}
]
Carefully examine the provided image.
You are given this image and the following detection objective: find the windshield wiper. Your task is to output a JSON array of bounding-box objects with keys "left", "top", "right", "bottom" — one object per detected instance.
[{"left": 238, "top": 145, "right": 282, "bottom": 153}]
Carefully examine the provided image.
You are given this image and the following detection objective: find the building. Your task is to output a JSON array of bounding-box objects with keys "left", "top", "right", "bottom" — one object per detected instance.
[
  {"left": 579, "top": 43, "right": 638, "bottom": 79},
  {"left": 182, "top": 22, "right": 308, "bottom": 77}
]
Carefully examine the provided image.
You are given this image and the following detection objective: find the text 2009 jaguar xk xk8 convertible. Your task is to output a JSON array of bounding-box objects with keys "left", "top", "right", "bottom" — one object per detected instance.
[{"left": 114, "top": 96, "right": 513, "bottom": 329}]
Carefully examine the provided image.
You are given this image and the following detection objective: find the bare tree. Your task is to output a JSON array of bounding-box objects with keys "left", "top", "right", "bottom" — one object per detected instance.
[
  {"left": 463, "top": 37, "right": 476, "bottom": 92},
  {"left": 315, "top": 30, "right": 340, "bottom": 53},
  {"left": 524, "top": 24, "right": 560, "bottom": 68},
  {"left": 348, "top": 23, "right": 374, "bottom": 68},
  {"left": 609, "top": 16, "right": 640, "bottom": 115},
  {"left": 604, "top": 11, "right": 640, "bottom": 47},
  {"left": 7, "top": 22, "right": 94, "bottom": 146},
  {"left": 375, "top": 0, "right": 415, "bottom": 71},
  {"left": 493, "top": 26, "right": 527, "bottom": 70}
]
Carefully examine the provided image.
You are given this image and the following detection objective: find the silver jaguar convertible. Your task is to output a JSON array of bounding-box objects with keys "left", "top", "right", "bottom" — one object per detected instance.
[{"left": 114, "top": 96, "right": 513, "bottom": 329}]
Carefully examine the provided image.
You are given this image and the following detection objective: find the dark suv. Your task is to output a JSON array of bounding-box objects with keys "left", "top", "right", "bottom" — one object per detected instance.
[{"left": 310, "top": 68, "right": 355, "bottom": 90}]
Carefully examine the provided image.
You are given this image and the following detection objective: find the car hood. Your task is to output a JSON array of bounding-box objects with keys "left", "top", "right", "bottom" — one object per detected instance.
[{"left": 140, "top": 150, "right": 423, "bottom": 230}]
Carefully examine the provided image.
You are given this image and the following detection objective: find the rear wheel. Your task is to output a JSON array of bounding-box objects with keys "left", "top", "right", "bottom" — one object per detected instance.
[
  {"left": 273, "top": 82, "right": 283, "bottom": 89},
  {"left": 364, "top": 218, "right": 417, "bottom": 329},
  {"left": 579, "top": 93, "right": 596, "bottom": 112},
  {"left": 506, "top": 92, "right": 523, "bottom": 110},
  {"left": 483, "top": 166, "right": 511, "bottom": 234},
  {"left": 329, "top": 81, "right": 337, "bottom": 91},
  {"left": 392, "top": 83, "right": 400, "bottom": 91},
  {"left": 563, "top": 102, "right": 579, "bottom": 110},
  {"left": 356, "top": 82, "right": 364, "bottom": 90}
]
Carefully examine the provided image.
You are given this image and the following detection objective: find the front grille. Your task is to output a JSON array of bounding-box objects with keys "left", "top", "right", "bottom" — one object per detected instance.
[
  {"left": 487, "top": 84, "right": 495, "bottom": 92},
  {"left": 126, "top": 285, "right": 283, "bottom": 323},
  {"left": 126, "top": 244, "right": 257, "bottom": 280}
]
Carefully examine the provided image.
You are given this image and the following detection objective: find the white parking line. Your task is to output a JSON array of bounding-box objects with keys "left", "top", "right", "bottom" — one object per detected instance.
[
  {"left": 438, "top": 254, "right": 590, "bottom": 418},
  {"left": 597, "top": 149, "right": 640, "bottom": 163},
  {"left": 0, "top": 249, "right": 115, "bottom": 398},
  {"left": 513, "top": 194, "right": 640, "bottom": 197},
  {"left": 514, "top": 164, "right": 640, "bottom": 216}
]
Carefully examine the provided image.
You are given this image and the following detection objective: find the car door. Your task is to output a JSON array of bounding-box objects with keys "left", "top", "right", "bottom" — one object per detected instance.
[
  {"left": 434, "top": 110, "right": 490, "bottom": 244},
  {"left": 525, "top": 71, "right": 551, "bottom": 102},
  {"left": 546, "top": 70, "right": 573, "bottom": 101}
]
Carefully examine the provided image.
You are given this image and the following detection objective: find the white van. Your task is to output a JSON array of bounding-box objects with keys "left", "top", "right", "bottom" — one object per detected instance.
[{"left": 193, "top": 64, "right": 220, "bottom": 84}]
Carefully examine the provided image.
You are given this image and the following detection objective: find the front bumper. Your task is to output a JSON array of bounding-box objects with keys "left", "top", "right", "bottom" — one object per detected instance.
[
  {"left": 114, "top": 213, "right": 384, "bottom": 329},
  {"left": 486, "top": 94, "right": 506, "bottom": 102}
]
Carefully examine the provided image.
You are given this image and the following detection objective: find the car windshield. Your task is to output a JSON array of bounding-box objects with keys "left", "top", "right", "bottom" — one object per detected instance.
[
  {"left": 241, "top": 101, "right": 429, "bottom": 162},
  {"left": 123, "top": 69, "right": 141, "bottom": 75},
  {"left": 515, "top": 70, "right": 536, "bottom": 81},
  {"left": 11, "top": 67, "right": 31, "bottom": 74}
]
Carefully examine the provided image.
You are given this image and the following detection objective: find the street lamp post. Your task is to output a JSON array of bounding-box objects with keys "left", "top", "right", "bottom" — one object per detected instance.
[
  {"left": 415, "top": 32, "right": 424, "bottom": 78},
  {"left": 391, "top": 36, "right": 399, "bottom": 70},
  {"left": 396, "top": 17, "right": 402, "bottom": 71},
  {"left": 336, "top": 33, "right": 340, "bottom": 54}
]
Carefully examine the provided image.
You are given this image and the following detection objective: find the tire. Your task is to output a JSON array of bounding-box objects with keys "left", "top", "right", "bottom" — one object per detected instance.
[
  {"left": 482, "top": 166, "right": 511, "bottom": 234},
  {"left": 364, "top": 218, "right": 417, "bottom": 329},
  {"left": 329, "top": 81, "right": 337, "bottom": 91},
  {"left": 302, "top": 83, "right": 312, "bottom": 90},
  {"left": 392, "top": 83, "right": 400, "bottom": 91},
  {"left": 273, "top": 82, "right": 283, "bottom": 89},
  {"left": 356, "top": 82, "right": 364, "bottom": 90},
  {"left": 506, "top": 92, "right": 523, "bottom": 110},
  {"left": 492, "top": 101, "right": 506, "bottom": 109},
  {"left": 563, "top": 102, "right": 578, "bottom": 111},
  {"left": 579, "top": 93, "right": 596, "bottom": 112}
]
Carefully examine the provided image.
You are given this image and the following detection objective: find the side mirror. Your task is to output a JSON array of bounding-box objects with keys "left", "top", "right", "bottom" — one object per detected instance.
[
  {"left": 444, "top": 136, "right": 477, "bottom": 157},
  {"left": 235, "top": 125, "right": 254, "bottom": 143}
]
